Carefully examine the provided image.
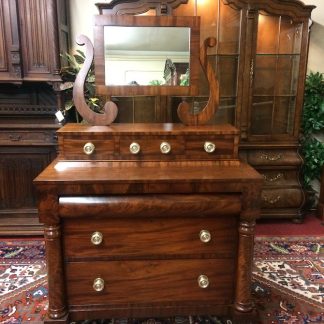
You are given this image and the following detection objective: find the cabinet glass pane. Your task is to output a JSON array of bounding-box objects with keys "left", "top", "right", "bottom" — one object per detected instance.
[
  {"left": 218, "top": 0, "right": 241, "bottom": 54},
  {"left": 212, "top": 97, "right": 236, "bottom": 124},
  {"left": 273, "top": 96, "right": 295, "bottom": 134},
  {"left": 276, "top": 56, "right": 300, "bottom": 95},
  {"left": 279, "top": 18, "right": 302, "bottom": 54},
  {"left": 257, "top": 14, "right": 280, "bottom": 54},
  {"left": 251, "top": 96, "right": 273, "bottom": 135},
  {"left": 113, "top": 96, "right": 157, "bottom": 123},
  {"left": 254, "top": 56, "right": 276, "bottom": 96},
  {"left": 217, "top": 55, "right": 239, "bottom": 97}
]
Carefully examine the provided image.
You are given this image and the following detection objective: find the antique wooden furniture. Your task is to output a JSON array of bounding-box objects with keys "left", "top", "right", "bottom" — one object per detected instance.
[
  {"left": 35, "top": 124, "right": 262, "bottom": 323},
  {"left": 103, "top": 0, "right": 314, "bottom": 222},
  {"left": 0, "top": 83, "right": 60, "bottom": 235},
  {"left": 0, "top": 0, "right": 69, "bottom": 83},
  {"left": 34, "top": 0, "right": 262, "bottom": 322},
  {"left": 318, "top": 166, "right": 324, "bottom": 224},
  {"left": 0, "top": 0, "right": 69, "bottom": 234}
]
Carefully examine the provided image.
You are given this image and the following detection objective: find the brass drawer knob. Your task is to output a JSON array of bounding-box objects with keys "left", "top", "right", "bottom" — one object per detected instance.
[
  {"left": 198, "top": 275, "right": 209, "bottom": 288},
  {"left": 83, "top": 142, "right": 95, "bottom": 155},
  {"left": 199, "top": 230, "right": 211, "bottom": 243},
  {"left": 130, "top": 142, "right": 141, "bottom": 154},
  {"left": 160, "top": 142, "right": 171, "bottom": 154},
  {"left": 93, "top": 278, "right": 105, "bottom": 292},
  {"left": 204, "top": 141, "right": 216, "bottom": 153},
  {"left": 91, "top": 231, "right": 103, "bottom": 245}
]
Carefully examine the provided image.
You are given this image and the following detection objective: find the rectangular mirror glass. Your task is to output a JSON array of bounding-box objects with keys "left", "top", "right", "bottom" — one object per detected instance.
[
  {"left": 104, "top": 26, "right": 190, "bottom": 86},
  {"left": 94, "top": 15, "right": 200, "bottom": 96}
]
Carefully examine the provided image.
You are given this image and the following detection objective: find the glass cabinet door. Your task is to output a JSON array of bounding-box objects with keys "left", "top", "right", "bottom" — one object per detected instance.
[{"left": 250, "top": 11, "right": 303, "bottom": 137}]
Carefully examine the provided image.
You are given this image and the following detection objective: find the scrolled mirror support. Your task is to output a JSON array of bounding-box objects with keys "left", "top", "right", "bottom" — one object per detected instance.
[
  {"left": 73, "top": 34, "right": 118, "bottom": 125},
  {"left": 177, "top": 37, "right": 219, "bottom": 125}
]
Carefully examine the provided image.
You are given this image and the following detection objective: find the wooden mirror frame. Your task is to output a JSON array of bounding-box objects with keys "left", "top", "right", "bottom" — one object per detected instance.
[{"left": 93, "top": 15, "right": 200, "bottom": 96}]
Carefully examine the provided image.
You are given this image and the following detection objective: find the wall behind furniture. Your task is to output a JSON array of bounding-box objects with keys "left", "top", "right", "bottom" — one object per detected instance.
[{"left": 302, "top": 0, "right": 324, "bottom": 73}]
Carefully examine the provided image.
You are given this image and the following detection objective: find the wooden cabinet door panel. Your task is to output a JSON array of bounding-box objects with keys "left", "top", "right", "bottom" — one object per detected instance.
[
  {"left": 0, "top": 0, "right": 22, "bottom": 81},
  {"left": 0, "top": 147, "right": 55, "bottom": 210}
]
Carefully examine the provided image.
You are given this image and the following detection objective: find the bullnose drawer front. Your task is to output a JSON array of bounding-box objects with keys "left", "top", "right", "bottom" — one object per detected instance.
[
  {"left": 63, "top": 216, "right": 238, "bottom": 259},
  {"left": 259, "top": 170, "right": 300, "bottom": 187},
  {"left": 65, "top": 259, "right": 235, "bottom": 305},
  {"left": 261, "top": 188, "right": 304, "bottom": 208}
]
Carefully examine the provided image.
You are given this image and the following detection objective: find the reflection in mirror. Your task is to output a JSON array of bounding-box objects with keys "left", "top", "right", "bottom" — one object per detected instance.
[{"left": 104, "top": 26, "right": 190, "bottom": 86}]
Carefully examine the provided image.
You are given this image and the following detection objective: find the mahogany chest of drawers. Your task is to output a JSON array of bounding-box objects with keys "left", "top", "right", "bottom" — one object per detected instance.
[{"left": 34, "top": 123, "right": 262, "bottom": 323}]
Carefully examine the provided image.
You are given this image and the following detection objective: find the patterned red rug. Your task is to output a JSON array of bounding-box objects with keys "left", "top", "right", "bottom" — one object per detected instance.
[{"left": 0, "top": 237, "right": 323, "bottom": 324}]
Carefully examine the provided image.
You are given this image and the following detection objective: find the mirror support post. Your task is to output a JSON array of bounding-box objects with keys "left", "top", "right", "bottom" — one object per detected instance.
[
  {"left": 177, "top": 37, "right": 220, "bottom": 125},
  {"left": 73, "top": 34, "right": 118, "bottom": 125}
]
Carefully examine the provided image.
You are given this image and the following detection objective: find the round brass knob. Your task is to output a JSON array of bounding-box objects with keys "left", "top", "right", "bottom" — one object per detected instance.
[
  {"left": 160, "top": 142, "right": 171, "bottom": 154},
  {"left": 130, "top": 142, "right": 141, "bottom": 154},
  {"left": 204, "top": 141, "right": 216, "bottom": 153},
  {"left": 199, "top": 230, "right": 211, "bottom": 243},
  {"left": 93, "top": 277, "right": 105, "bottom": 292},
  {"left": 91, "top": 231, "right": 103, "bottom": 245},
  {"left": 83, "top": 142, "right": 95, "bottom": 155},
  {"left": 198, "top": 275, "right": 209, "bottom": 288}
]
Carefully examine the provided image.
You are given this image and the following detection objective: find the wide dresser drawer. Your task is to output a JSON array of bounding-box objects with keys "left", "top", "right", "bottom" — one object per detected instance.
[
  {"left": 261, "top": 188, "right": 304, "bottom": 209},
  {"left": 63, "top": 216, "right": 238, "bottom": 259},
  {"left": 65, "top": 259, "right": 235, "bottom": 305},
  {"left": 244, "top": 149, "right": 302, "bottom": 166}
]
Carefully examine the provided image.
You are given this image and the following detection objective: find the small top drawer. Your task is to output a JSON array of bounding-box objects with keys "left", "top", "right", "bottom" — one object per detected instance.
[{"left": 57, "top": 123, "right": 239, "bottom": 161}]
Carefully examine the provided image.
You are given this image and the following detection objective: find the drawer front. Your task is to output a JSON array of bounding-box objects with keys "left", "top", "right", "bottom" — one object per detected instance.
[
  {"left": 185, "top": 136, "right": 236, "bottom": 159},
  {"left": 65, "top": 259, "right": 235, "bottom": 305},
  {"left": 60, "top": 138, "right": 115, "bottom": 159},
  {"left": 0, "top": 130, "right": 56, "bottom": 145},
  {"left": 246, "top": 150, "right": 302, "bottom": 166},
  {"left": 63, "top": 216, "right": 238, "bottom": 259},
  {"left": 119, "top": 136, "right": 184, "bottom": 159},
  {"left": 261, "top": 188, "right": 304, "bottom": 209},
  {"left": 259, "top": 170, "right": 300, "bottom": 187}
]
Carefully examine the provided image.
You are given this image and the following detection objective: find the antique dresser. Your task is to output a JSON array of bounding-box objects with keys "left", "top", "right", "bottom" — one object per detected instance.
[{"left": 34, "top": 0, "right": 263, "bottom": 322}]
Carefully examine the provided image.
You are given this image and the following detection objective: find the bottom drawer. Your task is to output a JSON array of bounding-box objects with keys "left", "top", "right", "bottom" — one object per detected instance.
[{"left": 65, "top": 259, "right": 235, "bottom": 306}]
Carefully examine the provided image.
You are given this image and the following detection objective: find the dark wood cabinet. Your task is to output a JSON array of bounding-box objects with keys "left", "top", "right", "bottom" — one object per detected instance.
[
  {"left": 0, "top": 0, "right": 69, "bottom": 234},
  {"left": 0, "top": 0, "right": 69, "bottom": 83},
  {"left": 0, "top": 83, "right": 60, "bottom": 235}
]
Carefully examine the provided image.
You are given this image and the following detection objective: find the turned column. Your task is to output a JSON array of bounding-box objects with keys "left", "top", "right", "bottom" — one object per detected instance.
[
  {"left": 37, "top": 188, "right": 68, "bottom": 320},
  {"left": 234, "top": 184, "right": 261, "bottom": 313}
]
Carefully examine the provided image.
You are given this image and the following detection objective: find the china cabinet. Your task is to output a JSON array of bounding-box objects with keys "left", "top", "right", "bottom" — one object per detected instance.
[
  {"left": 319, "top": 166, "right": 324, "bottom": 224},
  {"left": 0, "top": 83, "right": 60, "bottom": 235},
  {"left": 0, "top": 0, "right": 69, "bottom": 235},
  {"left": 111, "top": 0, "right": 314, "bottom": 221}
]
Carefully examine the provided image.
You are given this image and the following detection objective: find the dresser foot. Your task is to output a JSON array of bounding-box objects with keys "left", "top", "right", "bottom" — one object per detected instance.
[
  {"left": 44, "top": 314, "right": 69, "bottom": 324},
  {"left": 231, "top": 309, "right": 260, "bottom": 324}
]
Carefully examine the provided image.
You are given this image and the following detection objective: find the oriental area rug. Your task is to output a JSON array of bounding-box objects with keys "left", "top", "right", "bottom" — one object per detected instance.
[{"left": 0, "top": 237, "right": 323, "bottom": 324}]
